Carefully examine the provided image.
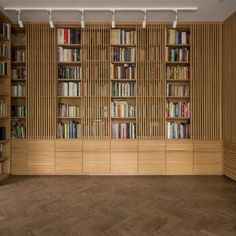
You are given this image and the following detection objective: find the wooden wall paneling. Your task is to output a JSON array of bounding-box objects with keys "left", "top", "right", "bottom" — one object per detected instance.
[
  {"left": 27, "top": 140, "right": 54, "bottom": 174},
  {"left": 83, "top": 140, "right": 110, "bottom": 173},
  {"left": 222, "top": 13, "right": 236, "bottom": 180},
  {"left": 191, "top": 23, "right": 222, "bottom": 140},
  {"left": 166, "top": 140, "right": 193, "bottom": 175},
  {"left": 26, "top": 24, "right": 56, "bottom": 139},
  {"left": 111, "top": 140, "right": 137, "bottom": 174},
  {"left": 138, "top": 140, "right": 165, "bottom": 174},
  {"left": 194, "top": 140, "right": 222, "bottom": 175},
  {"left": 11, "top": 140, "right": 28, "bottom": 175}
]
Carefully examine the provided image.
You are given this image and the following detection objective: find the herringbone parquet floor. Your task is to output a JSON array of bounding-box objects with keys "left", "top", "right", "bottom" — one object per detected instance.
[{"left": 0, "top": 176, "right": 235, "bottom": 236}]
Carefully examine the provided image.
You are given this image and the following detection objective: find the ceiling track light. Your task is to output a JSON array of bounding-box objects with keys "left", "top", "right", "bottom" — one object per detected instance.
[
  {"left": 173, "top": 10, "right": 178, "bottom": 28},
  {"left": 17, "top": 10, "right": 23, "bottom": 28},
  {"left": 111, "top": 10, "right": 115, "bottom": 28},
  {"left": 142, "top": 10, "right": 147, "bottom": 28},
  {"left": 81, "top": 10, "right": 85, "bottom": 28},
  {"left": 48, "top": 10, "right": 54, "bottom": 28}
]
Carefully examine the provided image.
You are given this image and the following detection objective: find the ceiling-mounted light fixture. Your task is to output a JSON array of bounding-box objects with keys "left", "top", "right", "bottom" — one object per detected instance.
[
  {"left": 17, "top": 10, "right": 23, "bottom": 28},
  {"left": 48, "top": 10, "right": 54, "bottom": 28},
  {"left": 142, "top": 10, "right": 147, "bottom": 28},
  {"left": 81, "top": 10, "right": 85, "bottom": 28},
  {"left": 173, "top": 10, "right": 178, "bottom": 28},
  {"left": 111, "top": 10, "right": 115, "bottom": 28}
]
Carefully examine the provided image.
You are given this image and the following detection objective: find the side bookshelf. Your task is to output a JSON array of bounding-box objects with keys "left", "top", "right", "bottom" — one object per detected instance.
[
  {"left": 11, "top": 26, "right": 26, "bottom": 139},
  {"left": 111, "top": 27, "right": 137, "bottom": 139},
  {"left": 165, "top": 27, "right": 191, "bottom": 139},
  {"left": 0, "top": 13, "right": 11, "bottom": 181},
  {"left": 57, "top": 27, "right": 82, "bottom": 139}
]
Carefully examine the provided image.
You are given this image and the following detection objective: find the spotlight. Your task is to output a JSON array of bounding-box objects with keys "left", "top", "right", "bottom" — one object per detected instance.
[
  {"left": 17, "top": 10, "right": 23, "bottom": 28},
  {"left": 173, "top": 10, "right": 178, "bottom": 28},
  {"left": 81, "top": 11, "right": 85, "bottom": 28},
  {"left": 48, "top": 10, "right": 54, "bottom": 28},
  {"left": 112, "top": 10, "right": 115, "bottom": 28},
  {"left": 142, "top": 11, "right": 147, "bottom": 28}
]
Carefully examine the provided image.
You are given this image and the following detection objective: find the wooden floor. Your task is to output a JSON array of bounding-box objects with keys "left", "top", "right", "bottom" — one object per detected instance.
[{"left": 0, "top": 176, "right": 236, "bottom": 236}]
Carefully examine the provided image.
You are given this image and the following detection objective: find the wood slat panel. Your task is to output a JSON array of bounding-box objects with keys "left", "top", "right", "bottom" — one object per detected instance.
[
  {"left": 191, "top": 24, "right": 222, "bottom": 140},
  {"left": 26, "top": 24, "right": 56, "bottom": 139},
  {"left": 55, "top": 140, "right": 82, "bottom": 152},
  {"left": 194, "top": 140, "right": 222, "bottom": 175},
  {"left": 137, "top": 25, "right": 165, "bottom": 139}
]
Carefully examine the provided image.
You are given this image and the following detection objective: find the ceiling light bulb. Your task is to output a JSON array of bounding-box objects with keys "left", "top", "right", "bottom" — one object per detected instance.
[
  {"left": 112, "top": 10, "right": 115, "bottom": 28},
  {"left": 17, "top": 10, "right": 24, "bottom": 28},
  {"left": 81, "top": 11, "right": 85, "bottom": 28}
]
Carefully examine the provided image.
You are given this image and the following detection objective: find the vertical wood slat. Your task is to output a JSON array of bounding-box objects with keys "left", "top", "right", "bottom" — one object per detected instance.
[
  {"left": 26, "top": 24, "right": 56, "bottom": 139},
  {"left": 191, "top": 23, "right": 222, "bottom": 140}
]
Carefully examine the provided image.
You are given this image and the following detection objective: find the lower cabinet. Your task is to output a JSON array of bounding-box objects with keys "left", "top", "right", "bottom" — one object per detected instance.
[
  {"left": 28, "top": 140, "right": 55, "bottom": 175},
  {"left": 55, "top": 141, "right": 82, "bottom": 175},
  {"left": 166, "top": 140, "right": 193, "bottom": 175},
  {"left": 83, "top": 140, "right": 110, "bottom": 174},
  {"left": 138, "top": 140, "right": 166, "bottom": 174},
  {"left": 11, "top": 140, "right": 28, "bottom": 175},
  {"left": 111, "top": 140, "right": 137, "bottom": 174}
]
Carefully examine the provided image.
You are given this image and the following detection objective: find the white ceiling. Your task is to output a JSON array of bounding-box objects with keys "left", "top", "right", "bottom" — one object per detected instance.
[{"left": 1, "top": 0, "right": 236, "bottom": 23}]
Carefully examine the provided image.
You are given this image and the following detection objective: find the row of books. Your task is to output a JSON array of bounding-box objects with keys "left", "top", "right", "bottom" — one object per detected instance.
[
  {"left": 167, "top": 122, "right": 190, "bottom": 139},
  {"left": 112, "top": 82, "right": 136, "bottom": 97},
  {"left": 58, "top": 103, "right": 80, "bottom": 117},
  {"left": 112, "top": 122, "right": 136, "bottom": 139},
  {"left": 12, "top": 68, "right": 26, "bottom": 80},
  {"left": 11, "top": 106, "right": 26, "bottom": 118},
  {"left": 166, "top": 101, "right": 190, "bottom": 118},
  {"left": 0, "top": 61, "right": 7, "bottom": 76},
  {"left": 111, "top": 29, "right": 136, "bottom": 45},
  {"left": 0, "top": 127, "right": 5, "bottom": 139},
  {"left": 12, "top": 50, "right": 25, "bottom": 62},
  {"left": 57, "top": 28, "right": 81, "bottom": 45},
  {"left": 166, "top": 47, "right": 190, "bottom": 62},
  {"left": 0, "top": 43, "right": 8, "bottom": 57},
  {"left": 111, "top": 100, "right": 136, "bottom": 118},
  {"left": 57, "top": 121, "right": 82, "bottom": 139},
  {"left": 166, "top": 84, "right": 189, "bottom": 97},
  {"left": 57, "top": 47, "right": 80, "bottom": 62},
  {"left": 111, "top": 64, "right": 136, "bottom": 80},
  {"left": 0, "top": 100, "right": 7, "bottom": 118},
  {"left": 166, "top": 29, "right": 189, "bottom": 45},
  {"left": 11, "top": 121, "right": 26, "bottom": 139},
  {"left": 11, "top": 85, "right": 26, "bottom": 97},
  {"left": 112, "top": 47, "right": 135, "bottom": 62},
  {"left": 0, "top": 22, "right": 10, "bottom": 39},
  {"left": 58, "top": 82, "right": 82, "bottom": 97},
  {"left": 166, "top": 65, "right": 190, "bottom": 80},
  {"left": 58, "top": 65, "right": 81, "bottom": 79}
]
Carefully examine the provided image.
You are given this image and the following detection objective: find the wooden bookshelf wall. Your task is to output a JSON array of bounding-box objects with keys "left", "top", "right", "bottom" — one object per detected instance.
[
  {"left": 223, "top": 12, "right": 236, "bottom": 181},
  {"left": 0, "top": 11, "right": 11, "bottom": 181},
  {"left": 10, "top": 23, "right": 225, "bottom": 176}
]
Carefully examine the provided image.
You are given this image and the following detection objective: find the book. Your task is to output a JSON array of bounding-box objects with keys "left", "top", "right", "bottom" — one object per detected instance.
[
  {"left": 167, "top": 122, "right": 190, "bottom": 139},
  {"left": 166, "top": 65, "right": 189, "bottom": 80},
  {"left": 166, "top": 101, "right": 190, "bottom": 118},
  {"left": 58, "top": 103, "right": 80, "bottom": 117},
  {"left": 111, "top": 64, "right": 136, "bottom": 80},
  {"left": 111, "top": 100, "right": 136, "bottom": 118},
  {"left": 11, "top": 106, "right": 26, "bottom": 117},
  {"left": 57, "top": 47, "right": 80, "bottom": 62},
  {"left": 0, "top": 22, "right": 10, "bottom": 39},
  {"left": 0, "top": 100, "right": 7, "bottom": 118},
  {"left": 166, "top": 47, "right": 190, "bottom": 62},
  {"left": 12, "top": 50, "right": 25, "bottom": 62},
  {"left": 11, "top": 85, "right": 26, "bottom": 97},
  {"left": 57, "top": 120, "right": 82, "bottom": 138},
  {"left": 12, "top": 67, "right": 26, "bottom": 80},
  {"left": 58, "top": 65, "right": 81, "bottom": 79},
  {"left": 112, "top": 81, "right": 136, "bottom": 96},
  {"left": 0, "top": 43, "right": 8, "bottom": 57},
  {"left": 166, "top": 29, "right": 190, "bottom": 44},
  {"left": 111, "top": 29, "right": 136, "bottom": 45},
  {"left": 0, "top": 127, "right": 6, "bottom": 140},
  {"left": 112, "top": 122, "right": 136, "bottom": 139},
  {"left": 166, "top": 84, "right": 190, "bottom": 97},
  {"left": 57, "top": 28, "right": 81, "bottom": 45},
  {"left": 11, "top": 120, "right": 26, "bottom": 138},
  {"left": 112, "top": 47, "right": 135, "bottom": 62},
  {"left": 0, "top": 61, "right": 7, "bottom": 76}
]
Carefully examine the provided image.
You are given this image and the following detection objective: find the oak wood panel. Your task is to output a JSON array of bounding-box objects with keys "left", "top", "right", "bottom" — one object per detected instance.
[
  {"left": 55, "top": 140, "right": 82, "bottom": 152},
  {"left": 26, "top": 24, "right": 56, "bottom": 139},
  {"left": 83, "top": 140, "right": 110, "bottom": 173},
  {"left": 166, "top": 140, "right": 193, "bottom": 175},
  {"left": 111, "top": 140, "right": 137, "bottom": 173},
  {"left": 11, "top": 140, "right": 28, "bottom": 175},
  {"left": 27, "top": 140, "right": 54, "bottom": 175},
  {"left": 194, "top": 140, "right": 222, "bottom": 175},
  {"left": 55, "top": 151, "right": 82, "bottom": 174},
  {"left": 191, "top": 24, "right": 222, "bottom": 140},
  {"left": 138, "top": 140, "right": 165, "bottom": 174}
]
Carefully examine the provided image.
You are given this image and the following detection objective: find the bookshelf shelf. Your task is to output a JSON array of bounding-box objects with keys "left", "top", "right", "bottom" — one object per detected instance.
[
  {"left": 58, "top": 44, "right": 81, "bottom": 48},
  {"left": 57, "top": 78, "right": 81, "bottom": 81},
  {"left": 166, "top": 27, "right": 191, "bottom": 139},
  {"left": 11, "top": 117, "right": 26, "bottom": 119},
  {"left": 0, "top": 54, "right": 9, "bottom": 60},
  {"left": 12, "top": 44, "right": 25, "bottom": 49},
  {"left": 0, "top": 140, "right": 9, "bottom": 144},
  {"left": 57, "top": 117, "right": 81, "bottom": 119},
  {"left": 0, "top": 75, "right": 8, "bottom": 79},
  {"left": 0, "top": 34, "right": 9, "bottom": 42},
  {"left": 58, "top": 62, "right": 81, "bottom": 65},
  {"left": 0, "top": 156, "right": 9, "bottom": 162},
  {"left": 111, "top": 61, "right": 136, "bottom": 64},
  {"left": 57, "top": 96, "right": 81, "bottom": 99},
  {"left": 12, "top": 62, "right": 25, "bottom": 66},
  {"left": 111, "top": 44, "right": 136, "bottom": 47}
]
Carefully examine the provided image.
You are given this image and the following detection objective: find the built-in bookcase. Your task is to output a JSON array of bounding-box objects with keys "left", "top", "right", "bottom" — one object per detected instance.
[
  {"left": 111, "top": 27, "right": 137, "bottom": 139},
  {"left": 11, "top": 26, "right": 26, "bottom": 139},
  {"left": 57, "top": 27, "right": 82, "bottom": 139},
  {"left": 0, "top": 13, "right": 11, "bottom": 181},
  {"left": 165, "top": 27, "right": 191, "bottom": 139}
]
